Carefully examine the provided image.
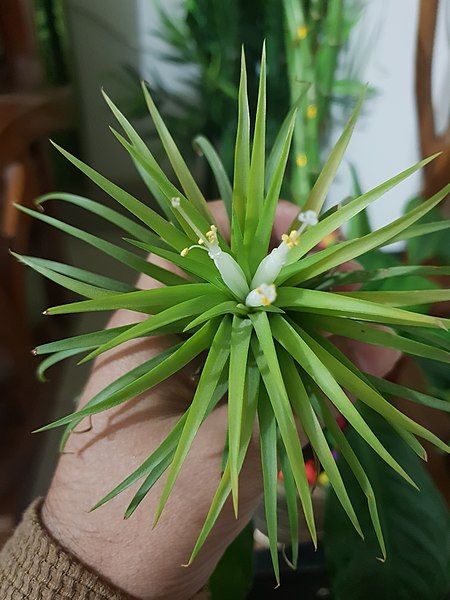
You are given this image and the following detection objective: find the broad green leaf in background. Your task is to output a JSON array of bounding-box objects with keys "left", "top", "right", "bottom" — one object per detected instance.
[
  {"left": 209, "top": 523, "right": 254, "bottom": 600},
  {"left": 325, "top": 410, "right": 450, "bottom": 600}
]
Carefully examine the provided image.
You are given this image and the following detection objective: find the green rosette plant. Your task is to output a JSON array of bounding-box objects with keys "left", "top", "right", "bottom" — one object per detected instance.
[{"left": 15, "top": 47, "right": 450, "bottom": 582}]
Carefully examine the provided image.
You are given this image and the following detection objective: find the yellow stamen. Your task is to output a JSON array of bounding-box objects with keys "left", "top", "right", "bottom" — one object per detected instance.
[
  {"left": 307, "top": 104, "right": 317, "bottom": 119},
  {"left": 296, "top": 153, "right": 308, "bottom": 168},
  {"left": 180, "top": 247, "right": 190, "bottom": 257},
  {"left": 282, "top": 230, "right": 300, "bottom": 249},
  {"left": 296, "top": 25, "right": 308, "bottom": 40},
  {"left": 205, "top": 225, "right": 218, "bottom": 244}
]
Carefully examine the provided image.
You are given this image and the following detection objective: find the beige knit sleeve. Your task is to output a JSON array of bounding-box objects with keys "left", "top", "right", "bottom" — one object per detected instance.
[{"left": 0, "top": 500, "right": 209, "bottom": 599}]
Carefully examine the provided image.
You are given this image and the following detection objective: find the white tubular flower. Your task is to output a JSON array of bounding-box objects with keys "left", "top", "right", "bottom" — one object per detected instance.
[
  {"left": 251, "top": 209, "right": 318, "bottom": 288},
  {"left": 250, "top": 241, "right": 292, "bottom": 289},
  {"left": 172, "top": 198, "right": 249, "bottom": 299},
  {"left": 245, "top": 283, "right": 277, "bottom": 308}
]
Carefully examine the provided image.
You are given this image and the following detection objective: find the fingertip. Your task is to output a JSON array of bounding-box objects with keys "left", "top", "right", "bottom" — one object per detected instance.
[
  {"left": 272, "top": 200, "right": 299, "bottom": 240},
  {"left": 208, "top": 200, "right": 231, "bottom": 241}
]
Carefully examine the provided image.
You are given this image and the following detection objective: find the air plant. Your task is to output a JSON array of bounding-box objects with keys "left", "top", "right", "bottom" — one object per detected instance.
[{"left": 15, "top": 47, "right": 450, "bottom": 583}]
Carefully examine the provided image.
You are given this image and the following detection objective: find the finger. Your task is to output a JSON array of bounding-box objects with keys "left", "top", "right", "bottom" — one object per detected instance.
[
  {"left": 272, "top": 199, "right": 299, "bottom": 242},
  {"left": 333, "top": 260, "right": 363, "bottom": 292},
  {"left": 208, "top": 200, "right": 231, "bottom": 240},
  {"left": 331, "top": 332, "right": 402, "bottom": 378}
]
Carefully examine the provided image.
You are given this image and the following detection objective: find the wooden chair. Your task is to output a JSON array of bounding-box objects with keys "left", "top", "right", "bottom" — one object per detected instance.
[{"left": 416, "top": 0, "right": 450, "bottom": 203}]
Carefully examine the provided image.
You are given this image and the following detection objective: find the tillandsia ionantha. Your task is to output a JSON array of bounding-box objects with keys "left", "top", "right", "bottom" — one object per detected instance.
[{"left": 15, "top": 46, "right": 450, "bottom": 582}]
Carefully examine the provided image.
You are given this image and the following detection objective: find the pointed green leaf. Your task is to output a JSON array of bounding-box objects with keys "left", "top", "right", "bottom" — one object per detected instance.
[
  {"left": 302, "top": 88, "right": 366, "bottom": 215},
  {"left": 280, "top": 351, "right": 363, "bottom": 538},
  {"left": 188, "top": 361, "right": 260, "bottom": 564},
  {"left": 124, "top": 238, "right": 223, "bottom": 287},
  {"left": 124, "top": 372, "right": 229, "bottom": 519},
  {"left": 309, "top": 315, "right": 450, "bottom": 363},
  {"left": 36, "top": 191, "right": 159, "bottom": 245},
  {"left": 303, "top": 327, "right": 428, "bottom": 462},
  {"left": 141, "top": 82, "right": 212, "bottom": 221},
  {"left": 388, "top": 219, "right": 450, "bottom": 244},
  {"left": 12, "top": 253, "right": 116, "bottom": 299},
  {"left": 340, "top": 289, "right": 450, "bottom": 307},
  {"left": 253, "top": 109, "right": 296, "bottom": 265},
  {"left": 228, "top": 316, "right": 252, "bottom": 515},
  {"left": 265, "top": 89, "right": 308, "bottom": 192},
  {"left": 250, "top": 311, "right": 317, "bottom": 546},
  {"left": 366, "top": 375, "right": 450, "bottom": 413},
  {"left": 102, "top": 90, "right": 173, "bottom": 218},
  {"left": 275, "top": 287, "right": 445, "bottom": 329},
  {"left": 232, "top": 48, "right": 251, "bottom": 234},
  {"left": 34, "top": 325, "right": 134, "bottom": 355},
  {"left": 50, "top": 141, "right": 189, "bottom": 250},
  {"left": 14, "top": 253, "right": 133, "bottom": 293},
  {"left": 16, "top": 205, "right": 184, "bottom": 287},
  {"left": 80, "top": 294, "right": 226, "bottom": 363},
  {"left": 244, "top": 43, "right": 266, "bottom": 255},
  {"left": 300, "top": 327, "right": 449, "bottom": 453},
  {"left": 45, "top": 283, "right": 215, "bottom": 315},
  {"left": 154, "top": 317, "right": 232, "bottom": 525},
  {"left": 278, "top": 438, "right": 299, "bottom": 569},
  {"left": 193, "top": 135, "right": 232, "bottom": 217},
  {"left": 59, "top": 342, "right": 182, "bottom": 452},
  {"left": 35, "top": 321, "right": 218, "bottom": 431},
  {"left": 320, "top": 265, "right": 450, "bottom": 290},
  {"left": 314, "top": 391, "right": 386, "bottom": 560},
  {"left": 111, "top": 129, "right": 223, "bottom": 246},
  {"left": 285, "top": 154, "right": 440, "bottom": 266},
  {"left": 184, "top": 301, "right": 240, "bottom": 331},
  {"left": 37, "top": 349, "right": 83, "bottom": 382},
  {"left": 258, "top": 386, "right": 280, "bottom": 584},
  {"left": 288, "top": 183, "right": 450, "bottom": 283},
  {"left": 271, "top": 315, "right": 418, "bottom": 488}
]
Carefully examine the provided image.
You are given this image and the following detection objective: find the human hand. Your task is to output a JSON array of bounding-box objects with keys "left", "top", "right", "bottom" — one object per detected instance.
[{"left": 42, "top": 201, "right": 401, "bottom": 600}]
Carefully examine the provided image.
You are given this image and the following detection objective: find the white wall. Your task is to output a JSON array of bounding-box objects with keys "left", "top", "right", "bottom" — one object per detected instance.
[
  {"left": 65, "top": 0, "right": 142, "bottom": 185},
  {"left": 328, "top": 0, "right": 450, "bottom": 233}
]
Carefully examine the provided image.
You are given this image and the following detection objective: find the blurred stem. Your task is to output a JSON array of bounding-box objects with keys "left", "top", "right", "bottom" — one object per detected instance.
[
  {"left": 309, "top": 0, "right": 325, "bottom": 50},
  {"left": 318, "top": 0, "right": 344, "bottom": 124},
  {"left": 283, "top": 0, "right": 313, "bottom": 206}
]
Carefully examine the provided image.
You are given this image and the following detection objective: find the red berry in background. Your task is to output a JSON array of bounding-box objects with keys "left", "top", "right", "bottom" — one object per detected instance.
[{"left": 305, "top": 460, "right": 317, "bottom": 485}]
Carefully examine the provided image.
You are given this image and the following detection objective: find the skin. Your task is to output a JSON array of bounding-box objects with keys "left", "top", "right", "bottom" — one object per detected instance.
[{"left": 42, "top": 201, "right": 401, "bottom": 599}]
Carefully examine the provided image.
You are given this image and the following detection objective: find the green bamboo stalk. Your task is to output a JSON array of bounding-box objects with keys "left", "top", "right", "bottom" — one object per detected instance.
[
  {"left": 283, "top": 0, "right": 314, "bottom": 206},
  {"left": 318, "top": 0, "right": 345, "bottom": 124}
]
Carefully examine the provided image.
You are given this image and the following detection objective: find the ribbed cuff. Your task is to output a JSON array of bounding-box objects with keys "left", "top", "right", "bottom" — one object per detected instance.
[
  {"left": 0, "top": 499, "right": 209, "bottom": 599},
  {"left": 0, "top": 499, "right": 133, "bottom": 599}
]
